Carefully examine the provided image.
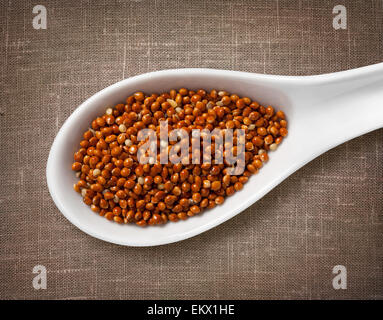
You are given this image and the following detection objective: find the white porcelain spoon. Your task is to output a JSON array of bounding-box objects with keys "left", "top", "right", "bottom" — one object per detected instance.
[{"left": 46, "top": 63, "right": 383, "bottom": 246}]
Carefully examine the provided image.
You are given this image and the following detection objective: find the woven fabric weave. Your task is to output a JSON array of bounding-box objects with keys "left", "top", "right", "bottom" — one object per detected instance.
[{"left": 0, "top": 0, "right": 382, "bottom": 299}]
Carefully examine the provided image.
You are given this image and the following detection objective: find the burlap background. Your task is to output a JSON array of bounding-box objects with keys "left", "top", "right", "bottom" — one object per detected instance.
[{"left": 0, "top": 0, "right": 382, "bottom": 299}]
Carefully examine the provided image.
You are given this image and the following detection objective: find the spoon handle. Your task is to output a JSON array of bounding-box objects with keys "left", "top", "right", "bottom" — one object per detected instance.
[{"left": 294, "top": 63, "right": 383, "bottom": 154}]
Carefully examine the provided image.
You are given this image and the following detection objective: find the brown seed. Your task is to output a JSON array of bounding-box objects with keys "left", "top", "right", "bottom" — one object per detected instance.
[
  {"left": 172, "top": 186, "right": 182, "bottom": 196},
  {"left": 226, "top": 186, "right": 235, "bottom": 196},
  {"left": 124, "top": 179, "right": 135, "bottom": 189},
  {"left": 113, "top": 206, "right": 122, "bottom": 216},
  {"left": 71, "top": 162, "right": 82, "bottom": 171},
  {"left": 111, "top": 146, "right": 122, "bottom": 156},
  {"left": 164, "top": 195, "right": 177, "bottom": 205},
  {"left": 133, "top": 184, "right": 142, "bottom": 195},
  {"left": 73, "top": 88, "right": 287, "bottom": 226},
  {"left": 177, "top": 212, "right": 188, "bottom": 220},
  {"left": 152, "top": 213, "right": 161, "bottom": 224},
  {"left": 143, "top": 211, "right": 151, "bottom": 221},
  {"left": 200, "top": 198, "right": 209, "bottom": 207},
  {"left": 99, "top": 199, "right": 108, "bottom": 209},
  {"left": 211, "top": 181, "right": 221, "bottom": 191},
  {"left": 190, "top": 205, "right": 201, "bottom": 214},
  {"left": 134, "top": 91, "right": 145, "bottom": 101},
  {"left": 234, "top": 182, "right": 243, "bottom": 191},
  {"left": 90, "top": 204, "right": 100, "bottom": 213},
  {"left": 203, "top": 180, "right": 211, "bottom": 189},
  {"left": 105, "top": 212, "right": 114, "bottom": 220},
  {"left": 104, "top": 191, "right": 114, "bottom": 200},
  {"left": 83, "top": 196, "right": 92, "bottom": 205},
  {"left": 260, "top": 153, "right": 269, "bottom": 162},
  {"left": 90, "top": 183, "right": 102, "bottom": 192},
  {"left": 116, "top": 190, "right": 127, "bottom": 199},
  {"left": 215, "top": 196, "right": 224, "bottom": 205},
  {"left": 73, "top": 184, "right": 80, "bottom": 193},
  {"left": 119, "top": 199, "right": 128, "bottom": 209},
  {"left": 192, "top": 193, "right": 201, "bottom": 203},
  {"left": 136, "top": 220, "right": 147, "bottom": 227},
  {"left": 279, "top": 127, "right": 288, "bottom": 137},
  {"left": 168, "top": 213, "right": 179, "bottom": 222},
  {"left": 114, "top": 216, "right": 123, "bottom": 223},
  {"left": 74, "top": 152, "right": 84, "bottom": 162},
  {"left": 208, "top": 200, "right": 216, "bottom": 209}
]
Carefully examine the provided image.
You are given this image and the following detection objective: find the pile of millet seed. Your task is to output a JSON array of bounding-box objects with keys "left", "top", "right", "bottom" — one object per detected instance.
[{"left": 71, "top": 89, "right": 288, "bottom": 226}]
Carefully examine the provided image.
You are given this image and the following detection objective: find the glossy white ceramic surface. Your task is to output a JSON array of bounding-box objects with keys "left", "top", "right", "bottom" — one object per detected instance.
[{"left": 47, "top": 63, "right": 383, "bottom": 246}]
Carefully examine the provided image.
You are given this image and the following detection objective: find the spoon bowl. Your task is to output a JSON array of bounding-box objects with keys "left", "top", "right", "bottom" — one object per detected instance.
[{"left": 46, "top": 64, "right": 383, "bottom": 246}]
